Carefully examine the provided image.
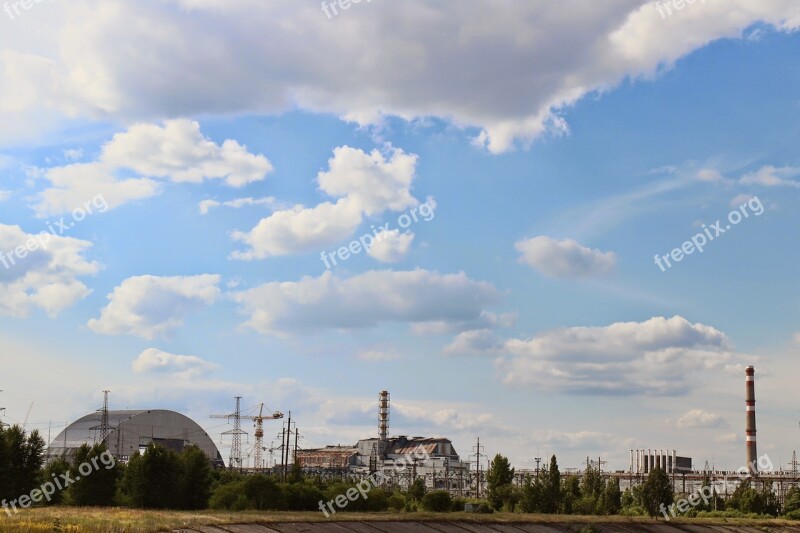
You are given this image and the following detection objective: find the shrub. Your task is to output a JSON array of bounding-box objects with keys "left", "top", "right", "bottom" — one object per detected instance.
[{"left": 421, "top": 490, "right": 452, "bottom": 512}]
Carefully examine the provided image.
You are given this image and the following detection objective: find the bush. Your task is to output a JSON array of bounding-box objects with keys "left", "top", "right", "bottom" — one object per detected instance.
[
  {"left": 209, "top": 479, "right": 248, "bottom": 510},
  {"left": 387, "top": 492, "right": 406, "bottom": 511},
  {"left": 784, "top": 509, "right": 800, "bottom": 520},
  {"left": 421, "top": 490, "right": 452, "bottom": 512}
]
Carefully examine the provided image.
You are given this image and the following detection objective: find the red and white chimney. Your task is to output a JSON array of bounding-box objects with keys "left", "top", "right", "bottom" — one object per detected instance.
[{"left": 745, "top": 366, "right": 758, "bottom": 474}]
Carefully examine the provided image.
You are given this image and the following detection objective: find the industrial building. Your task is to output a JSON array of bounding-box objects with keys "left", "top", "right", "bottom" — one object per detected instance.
[
  {"left": 297, "top": 391, "right": 474, "bottom": 495},
  {"left": 46, "top": 408, "right": 225, "bottom": 467}
]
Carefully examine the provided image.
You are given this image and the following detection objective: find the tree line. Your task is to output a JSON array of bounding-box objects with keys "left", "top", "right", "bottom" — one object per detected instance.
[{"left": 2, "top": 425, "right": 799, "bottom": 517}]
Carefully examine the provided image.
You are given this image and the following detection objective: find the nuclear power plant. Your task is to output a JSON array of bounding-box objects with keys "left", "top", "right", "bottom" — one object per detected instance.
[{"left": 9, "top": 365, "right": 800, "bottom": 503}]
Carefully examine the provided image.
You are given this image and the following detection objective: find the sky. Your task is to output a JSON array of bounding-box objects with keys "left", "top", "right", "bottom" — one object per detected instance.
[{"left": 0, "top": 0, "right": 799, "bottom": 474}]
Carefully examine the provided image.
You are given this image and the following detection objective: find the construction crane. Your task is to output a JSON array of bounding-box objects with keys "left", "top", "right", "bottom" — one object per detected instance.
[
  {"left": 211, "top": 401, "right": 282, "bottom": 471},
  {"left": 250, "top": 403, "right": 284, "bottom": 471}
]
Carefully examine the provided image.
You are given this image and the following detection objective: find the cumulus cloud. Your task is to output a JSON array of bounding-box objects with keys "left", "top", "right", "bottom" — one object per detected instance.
[
  {"left": 132, "top": 347, "right": 217, "bottom": 378},
  {"left": 492, "top": 316, "right": 745, "bottom": 395},
  {"left": 88, "top": 274, "right": 221, "bottom": 339},
  {"left": 5, "top": 1, "right": 800, "bottom": 150},
  {"left": 35, "top": 119, "right": 273, "bottom": 215},
  {"left": 739, "top": 165, "right": 800, "bottom": 188},
  {"left": 676, "top": 409, "right": 724, "bottom": 429},
  {"left": 232, "top": 146, "right": 420, "bottom": 259},
  {"left": 443, "top": 329, "right": 504, "bottom": 357},
  {"left": 367, "top": 229, "right": 414, "bottom": 263},
  {"left": 232, "top": 269, "right": 500, "bottom": 335},
  {"left": 515, "top": 236, "right": 617, "bottom": 279},
  {"left": 0, "top": 225, "right": 99, "bottom": 317}
]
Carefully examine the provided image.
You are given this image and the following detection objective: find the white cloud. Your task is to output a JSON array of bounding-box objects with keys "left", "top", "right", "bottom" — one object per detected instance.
[
  {"left": 35, "top": 119, "right": 273, "bottom": 215},
  {"left": 101, "top": 119, "right": 273, "bottom": 187},
  {"left": 696, "top": 168, "right": 724, "bottom": 182},
  {"left": 5, "top": 2, "right": 799, "bottom": 151},
  {"left": 132, "top": 347, "right": 217, "bottom": 378},
  {"left": 232, "top": 146, "right": 420, "bottom": 259},
  {"left": 367, "top": 229, "right": 414, "bottom": 263},
  {"left": 198, "top": 196, "right": 277, "bottom": 215},
  {"left": 739, "top": 165, "right": 800, "bottom": 188},
  {"left": 0, "top": 225, "right": 99, "bottom": 317},
  {"left": 355, "top": 349, "right": 401, "bottom": 362},
  {"left": 443, "top": 329, "right": 503, "bottom": 357},
  {"left": 515, "top": 236, "right": 617, "bottom": 279},
  {"left": 676, "top": 409, "right": 724, "bottom": 429},
  {"left": 62, "top": 148, "right": 83, "bottom": 161},
  {"left": 493, "top": 316, "right": 746, "bottom": 395},
  {"left": 88, "top": 274, "right": 221, "bottom": 339},
  {"left": 0, "top": 191, "right": 10, "bottom": 202},
  {"left": 232, "top": 269, "right": 501, "bottom": 335},
  {"left": 729, "top": 193, "right": 756, "bottom": 208}
]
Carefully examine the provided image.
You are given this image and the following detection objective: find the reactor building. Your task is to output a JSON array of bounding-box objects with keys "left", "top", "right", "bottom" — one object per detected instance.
[{"left": 46, "top": 409, "right": 224, "bottom": 466}]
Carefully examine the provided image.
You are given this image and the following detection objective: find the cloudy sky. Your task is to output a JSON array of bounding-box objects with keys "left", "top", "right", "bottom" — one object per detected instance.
[{"left": 1, "top": 0, "right": 800, "bottom": 473}]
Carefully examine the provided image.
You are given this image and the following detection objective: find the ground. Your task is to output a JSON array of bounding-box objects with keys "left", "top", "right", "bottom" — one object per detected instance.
[{"left": 4, "top": 509, "right": 800, "bottom": 533}]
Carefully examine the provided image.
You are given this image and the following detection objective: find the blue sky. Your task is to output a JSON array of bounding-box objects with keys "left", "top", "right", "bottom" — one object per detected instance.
[{"left": 1, "top": 1, "right": 799, "bottom": 472}]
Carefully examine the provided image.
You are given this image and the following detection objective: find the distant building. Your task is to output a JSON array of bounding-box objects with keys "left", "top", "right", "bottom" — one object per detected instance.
[{"left": 46, "top": 409, "right": 224, "bottom": 466}]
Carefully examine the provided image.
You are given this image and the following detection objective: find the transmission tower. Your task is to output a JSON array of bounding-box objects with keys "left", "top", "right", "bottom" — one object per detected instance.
[
  {"left": 89, "top": 390, "right": 111, "bottom": 444},
  {"left": 100, "top": 390, "right": 110, "bottom": 442},
  {"left": 211, "top": 397, "right": 249, "bottom": 470}
]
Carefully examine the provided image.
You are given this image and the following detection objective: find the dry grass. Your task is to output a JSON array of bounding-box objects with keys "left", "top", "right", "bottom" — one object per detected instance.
[{"left": 1, "top": 507, "right": 798, "bottom": 532}]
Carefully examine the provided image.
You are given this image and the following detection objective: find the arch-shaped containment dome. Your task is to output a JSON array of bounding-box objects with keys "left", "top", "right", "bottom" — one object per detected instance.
[{"left": 46, "top": 409, "right": 224, "bottom": 467}]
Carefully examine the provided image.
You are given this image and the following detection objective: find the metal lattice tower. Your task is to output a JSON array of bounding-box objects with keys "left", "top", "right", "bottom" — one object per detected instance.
[
  {"left": 100, "top": 390, "right": 110, "bottom": 442},
  {"left": 223, "top": 397, "right": 245, "bottom": 470}
]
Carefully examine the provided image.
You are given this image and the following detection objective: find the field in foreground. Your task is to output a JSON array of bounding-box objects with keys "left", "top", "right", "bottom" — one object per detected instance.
[{"left": 4, "top": 508, "right": 800, "bottom": 533}]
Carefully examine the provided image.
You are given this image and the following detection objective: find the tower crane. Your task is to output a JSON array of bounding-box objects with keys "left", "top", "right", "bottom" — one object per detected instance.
[
  {"left": 250, "top": 403, "right": 284, "bottom": 471},
  {"left": 211, "top": 402, "right": 283, "bottom": 471}
]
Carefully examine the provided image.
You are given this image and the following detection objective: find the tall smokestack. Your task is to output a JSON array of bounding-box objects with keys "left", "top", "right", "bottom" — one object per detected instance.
[
  {"left": 745, "top": 366, "right": 757, "bottom": 474},
  {"left": 379, "top": 390, "right": 390, "bottom": 441}
]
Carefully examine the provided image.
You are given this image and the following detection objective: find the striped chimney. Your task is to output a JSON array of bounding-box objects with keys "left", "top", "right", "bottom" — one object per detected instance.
[{"left": 745, "top": 366, "right": 757, "bottom": 474}]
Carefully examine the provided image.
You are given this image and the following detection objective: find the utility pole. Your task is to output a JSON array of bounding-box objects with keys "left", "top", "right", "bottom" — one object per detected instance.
[
  {"left": 0, "top": 390, "right": 5, "bottom": 429},
  {"left": 283, "top": 411, "right": 292, "bottom": 481},
  {"left": 471, "top": 437, "right": 484, "bottom": 499}
]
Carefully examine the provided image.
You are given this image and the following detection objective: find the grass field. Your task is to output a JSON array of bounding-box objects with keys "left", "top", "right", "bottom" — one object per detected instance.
[{"left": 3, "top": 508, "right": 800, "bottom": 533}]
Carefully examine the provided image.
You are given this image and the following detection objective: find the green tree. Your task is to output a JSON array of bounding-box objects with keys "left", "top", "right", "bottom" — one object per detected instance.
[
  {"left": 288, "top": 461, "right": 304, "bottom": 484},
  {"left": 67, "top": 443, "right": 120, "bottom": 506},
  {"left": 486, "top": 454, "right": 515, "bottom": 510},
  {"left": 408, "top": 477, "right": 427, "bottom": 501},
  {"left": 560, "top": 475, "right": 581, "bottom": 514},
  {"left": 519, "top": 474, "right": 542, "bottom": 513},
  {"left": 640, "top": 468, "right": 673, "bottom": 517},
  {"left": 0, "top": 425, "right": 45, "bottom": 501},
  {"left": 120, "top": 444, "right": 181, "bottom": 508},
  {"left": 602, "top": 478, "right": 621, "bottom": 515},
  {"left": 785, "top": 487, "right": 800, "bottom": 514},
  {"left": 179, "top": 445, "right": 213, "bottom": 510},
  {"left": 540, "top": 455, "right": 561, "bottom": 513},
  {"left": 42, "top": 457, "right": 70, "bottom": 505}
]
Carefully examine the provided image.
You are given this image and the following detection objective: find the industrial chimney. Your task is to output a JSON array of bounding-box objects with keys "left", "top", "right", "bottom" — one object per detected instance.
[
  {"left": 745, "top": 366, "right": 758, "bottom": 474},
  {"left": 379, "top": 390, "right": 390, "bottom": 442}
]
